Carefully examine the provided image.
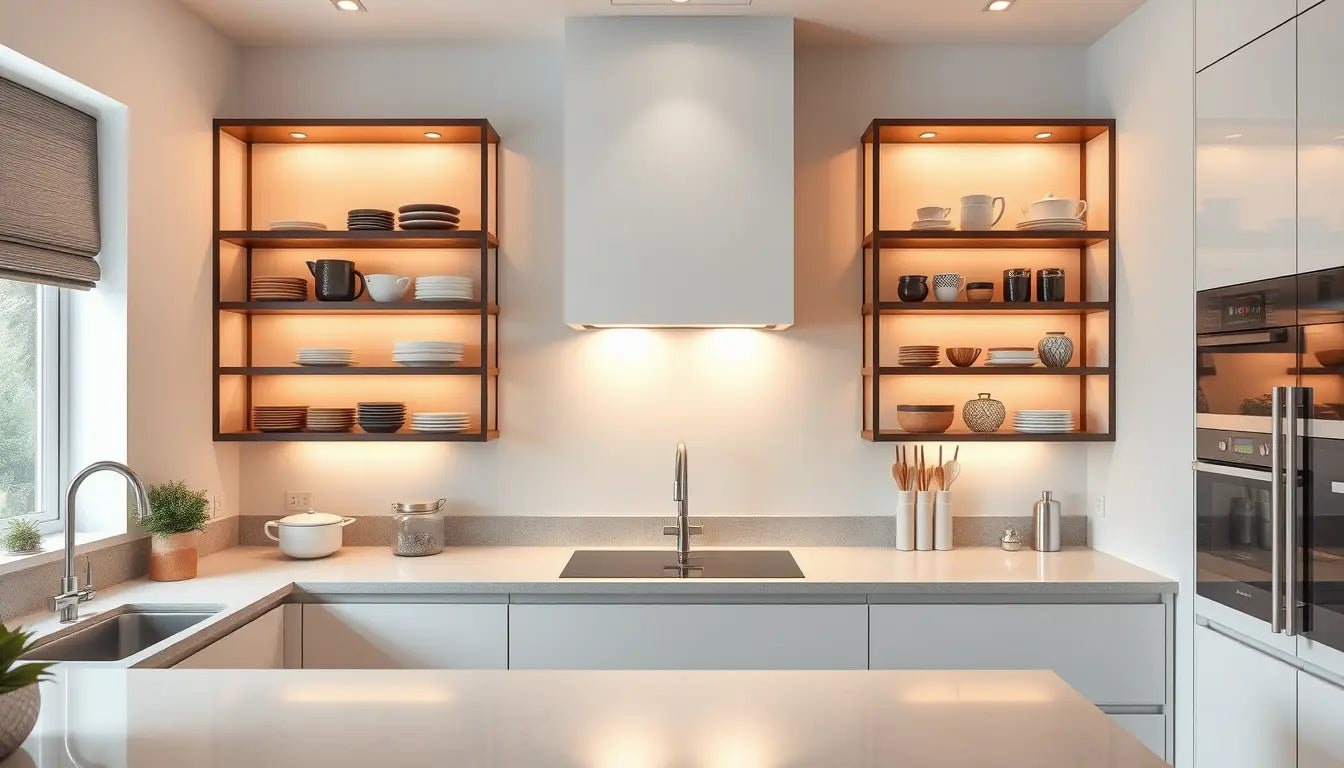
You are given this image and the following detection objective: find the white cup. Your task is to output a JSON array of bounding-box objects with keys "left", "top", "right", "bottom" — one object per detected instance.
[
  {"left": 935, "top": 286, "right": 961, "bottom": 302},
  {"left": 961, "top": 202, "right": 1005, "bottom": 231},
  {"left": 916, "top": 206, "right": 951, "bottom": 221},
  {"left": 365, "top": 274, "right": 412, "bottom": 302}
]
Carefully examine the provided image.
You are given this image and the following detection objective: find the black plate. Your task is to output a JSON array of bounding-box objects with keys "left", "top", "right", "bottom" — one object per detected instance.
[{"left": 399, "top": 203, "right": 461, "bottom": 215}]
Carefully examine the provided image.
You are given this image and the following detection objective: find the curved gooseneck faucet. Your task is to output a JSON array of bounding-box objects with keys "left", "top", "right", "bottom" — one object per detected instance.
[{"left": 53, "top": 461, "right": 152, "bottom": 622}]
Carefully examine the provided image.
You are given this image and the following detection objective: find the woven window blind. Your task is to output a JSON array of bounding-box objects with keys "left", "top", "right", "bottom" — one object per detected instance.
[{"left": 0, "top": 76, "right": 101, "bottom": 289}]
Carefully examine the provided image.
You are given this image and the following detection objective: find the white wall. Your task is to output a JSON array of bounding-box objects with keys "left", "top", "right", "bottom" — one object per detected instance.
[
  {"left": 234, "top": 41, "right": 1095, "bottom": 520},
  {"left": 0, "top": 0, "right": 241, "bottom": 520},
  {"left": 1085, "top": 0, "right": 1195, "bottom": 764}
]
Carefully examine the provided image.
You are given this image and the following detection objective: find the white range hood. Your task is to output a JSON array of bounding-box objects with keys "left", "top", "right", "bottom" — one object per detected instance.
[{"left": 562, "top": 16, "right": 794, "bottom": 329}]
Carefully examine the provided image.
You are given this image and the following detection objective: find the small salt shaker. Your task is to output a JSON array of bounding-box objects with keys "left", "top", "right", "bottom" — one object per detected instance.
[{"left": 1000, "top": 527, "right": 1023, "bottom": 552}]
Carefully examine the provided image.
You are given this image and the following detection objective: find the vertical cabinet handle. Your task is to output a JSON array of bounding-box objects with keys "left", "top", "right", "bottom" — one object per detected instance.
[
  {"left": 1285, "top": 387, "right": 1300, "bottom": 636},
  {"left": 1271, "top": 386, "right": 1284, "bottom": 634}
]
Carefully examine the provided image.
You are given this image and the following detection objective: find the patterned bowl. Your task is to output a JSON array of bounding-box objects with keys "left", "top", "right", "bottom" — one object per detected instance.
[{"left": 946, "top": 347, "right": 982, "bottom": 367}]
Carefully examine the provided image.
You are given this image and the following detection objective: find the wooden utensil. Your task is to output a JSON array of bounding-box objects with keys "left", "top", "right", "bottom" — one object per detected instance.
[
  {"left": 942, "top": 459, "right": 961, "bottom": 490},
  {"left": 935, "top": 465, "right": 945, "bottom": 492}
]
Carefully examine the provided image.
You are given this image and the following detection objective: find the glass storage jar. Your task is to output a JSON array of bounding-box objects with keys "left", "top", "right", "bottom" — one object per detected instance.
[{"left": 392, "top": 499, "right": 446, "bottom": 557}]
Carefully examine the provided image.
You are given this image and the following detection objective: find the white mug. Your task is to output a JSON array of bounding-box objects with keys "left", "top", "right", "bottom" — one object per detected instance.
[
  {"left": 365, "top": 274, "right": 412, "bottom": 302},
  {"left": 917, "top": 206, "right": 951, "bottom": 221},
  {"left": 960, "top": 195, "right": 1005, "bottom": 230},
  {"left": 934, "top": 286, "right": 962, "bottom": 302}
]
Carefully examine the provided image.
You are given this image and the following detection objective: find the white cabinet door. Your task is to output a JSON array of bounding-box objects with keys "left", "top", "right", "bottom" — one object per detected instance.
[
  {"left": 173, "top": 606, "right": 288, "bottom": 669},
  {"left": 508, "top": 603, "right": 868, "bottom": 669},
  {"left": 1299, "top": 671, "right": 1344, "bottom": 768},
  {"left": 1300, "top": 0, "right": 1326, "bottom": 12},
  {"left": 1296, "top": 0, "right": 1344, "bottom": 274},
  {"left": 302, "top": 603, "right": 507, "bottom": 669},
  {"left": 1194, "top": 623, "right": 1297, "bottom": 768},
  {"left": 1109, "top": 714, "right": 1167, "bottom": 761},
  {"left": 868, "top": 604, "right": 1166, "bottom": 706},
  {"left": 1196, "top": 21, "right": 1297, "bottom": 290},
  {"left": 1196, "top": 0, "right": 1296, "bottom": 70}
]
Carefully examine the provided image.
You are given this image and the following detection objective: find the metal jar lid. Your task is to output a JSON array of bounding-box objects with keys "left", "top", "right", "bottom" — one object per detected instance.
[{"left": 392, "top": 498, "right": 446, "bottom": 514}]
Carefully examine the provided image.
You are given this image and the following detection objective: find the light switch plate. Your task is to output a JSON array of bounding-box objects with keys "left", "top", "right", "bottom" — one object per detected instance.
[
  {"left": 286, "top": 491, "right": 312, "bottom": 512},
  {"left": 1093, "top": 495, "right": 1106, "bottom": 518}
]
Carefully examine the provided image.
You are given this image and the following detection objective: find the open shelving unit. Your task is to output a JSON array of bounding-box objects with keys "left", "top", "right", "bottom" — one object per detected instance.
[
  {"left": 861, "top": 118, "right": 1117, "bottom": 443},
  {"left": 212, "top": 119, "right": 500, "bottom": 442}
]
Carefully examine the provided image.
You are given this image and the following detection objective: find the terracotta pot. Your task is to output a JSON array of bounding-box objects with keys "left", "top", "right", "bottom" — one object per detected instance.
[
  {"left": 150, "top": 531, "right": 199, "bottom": 582},
  {"left": 0, "top": 685, "right": 39, "bottom": 760}
]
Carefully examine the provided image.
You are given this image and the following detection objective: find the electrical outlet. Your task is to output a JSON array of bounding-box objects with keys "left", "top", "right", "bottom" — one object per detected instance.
[
  {"left": 211, "top": 493, "right": 223, "bottom": 518},
  {"left": 286, "top": 491, "right": 312, "bottom": 512},
  {"left": 1093, "top": 495, "right": 1106, "bottom": 519}
]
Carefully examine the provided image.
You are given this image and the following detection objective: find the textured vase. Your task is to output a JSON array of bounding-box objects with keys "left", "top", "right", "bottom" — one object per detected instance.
[
  {"left": 1037, "top": 331, "right": 1075, "bottom": 368},
  {"left": 150, "top": 531, "right": 199, "bottom": 582},
  {"left": 0, "top": 686, "right": 39, "bottom": 761},
  {"left": 962, "top": 393, "right": 1006, "bottom": 433}
]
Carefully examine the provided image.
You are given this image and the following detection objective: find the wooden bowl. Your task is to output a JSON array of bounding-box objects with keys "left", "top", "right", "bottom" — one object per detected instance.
[
  {"left": 896, "top": 405, "right": 955, "bottom": 434},
  {"left": 966, "top": 288, "right": 994, "bottom": 302},
  {"left": 946, "top": 347, "right": 982, "bottom": 367},
  {"left": 1315, "top": 350, "right": 1344, "bottom": 367}
]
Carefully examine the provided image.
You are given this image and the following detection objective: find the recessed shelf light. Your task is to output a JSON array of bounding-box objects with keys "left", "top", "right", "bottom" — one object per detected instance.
[
  {"left": 918, "top": 131, "right": 937, "bottom": 139},
  {"left": 1035, "top": 131, "right": 1053, "bottom": 139},
  {"left": 289, "top": 132, "right": 308, "bottom": 139},
  {"left": 332, "top": 0, "right": 366, "bottom": 11},
  {"left": 984, "top": 0, "right": 1014, "bottom": 11},
  {"left": 1334, "top": 135, "right": 1344, "bottom": 140},
  {"left": 424, "top": 131, "right": 442, "bottom": 139},
  {"left": 670, "top": 0, "right": 691, "bottom": 4},
  {"left": 1224, "top": 133, "right": 1244, "bottom": 139}
]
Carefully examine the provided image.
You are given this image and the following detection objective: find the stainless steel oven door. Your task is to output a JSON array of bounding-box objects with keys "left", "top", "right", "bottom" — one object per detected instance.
[
  {"left": 1303, "top": 437, "right": 1344, "bottom": 653},
  {"left": 1196, "top": 460, "right": 1280, "bottom": 623},
  {"left": 1196, "top": 328, "right": 1299, "bottom": 433}
]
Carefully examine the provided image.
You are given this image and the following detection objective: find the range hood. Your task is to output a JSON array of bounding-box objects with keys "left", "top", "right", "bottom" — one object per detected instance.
[{"left": 562, "top": 16, "right": 794, "bottom": 329}]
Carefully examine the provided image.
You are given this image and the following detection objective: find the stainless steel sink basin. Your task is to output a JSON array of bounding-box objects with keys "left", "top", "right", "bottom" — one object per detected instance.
[
  {"left": 23, "top": 605, "right": 220, "bottom": 662},
  {"left": 560, "top": 550, "right": 804, "bottom": 578}
]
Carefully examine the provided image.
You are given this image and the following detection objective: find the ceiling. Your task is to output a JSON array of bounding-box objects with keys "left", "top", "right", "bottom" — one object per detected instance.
[{"left": 178, "top": 0, "right": 1146, "bottom": 47}]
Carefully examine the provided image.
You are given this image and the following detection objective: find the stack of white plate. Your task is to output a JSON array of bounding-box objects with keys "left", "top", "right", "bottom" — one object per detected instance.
[
  {"left": 415, "top": 276, "right": 475, "bottom": 301},
  {"left": 253, "top": 406, "right": 307, "bottom": 433},
  {"left": 1013, "top": 410, "right": 1076, "bottom": 434},
  {"left": 268, "top": 221, "right": 327, "bottom": 231},
  {"left": 305, "top": 407, "right": 356, "bottom": 433},
  {"left": 250, "top": 276, "right": 308, "bottom": 301},
  {"left": 1015, "top": 217, "right": 1085, "bottom": 231},
  {"left": 986, "top": 347, "right": 1039, "bottom": 367},
  {"left": 410, "top": 412, "right": 471, "bottom": 433},
  {"left": 911, "top": 219, "right": 954, "bottom": 231},
  {"left": 393, "top": 341, "right": 464, "bottom": 367},
  {"left": 897, "top": 345, "right": 940, "bottom": 367},
  {"left": 295, "top": 348, "right": 355, "bottom": 367}
]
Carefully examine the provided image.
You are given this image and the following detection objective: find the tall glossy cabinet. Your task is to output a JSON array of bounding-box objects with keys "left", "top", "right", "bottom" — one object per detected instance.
[
  {"left": 1195, "top": 0, "right": 1296, "bottom": 69},
  {"left": 1194, "top": 624, "right": 1297, "bottom": 768},
  {"left": 1295, "top": 0, "right": 1344, "bottom": 275},
  {"left": 1195, "top": 19, "right": 1296, "bottom": 290}
]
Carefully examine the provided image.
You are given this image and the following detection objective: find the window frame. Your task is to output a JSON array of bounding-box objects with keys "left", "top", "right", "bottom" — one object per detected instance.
[{"left": 10, "top": 282, "right": 67, "bottom": 536}]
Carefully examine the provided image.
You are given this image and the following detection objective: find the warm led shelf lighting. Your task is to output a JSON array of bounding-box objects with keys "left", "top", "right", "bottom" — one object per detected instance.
[
  {"left": 1035, "top": 131, "right": 1053, "bottom": 139},
  {"left": 288, "top": 131, "right": 307, "bottom": 139},
  {"left": 984, "top": 0, "right": 1014, "bottom": 10},
  {"left": 424, "top": 131, "right": 442, "bottom": 139},
  {"left": 331, "top": 0, "right": 366, "bottom": 11},
  {"left": 919, "top": 131, "right": 937, "bottom": 139}
]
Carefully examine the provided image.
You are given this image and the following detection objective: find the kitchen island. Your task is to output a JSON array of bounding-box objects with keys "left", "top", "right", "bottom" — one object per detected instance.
[{"left": 5, "top": 666, "right": 1165, "bottom": 767}]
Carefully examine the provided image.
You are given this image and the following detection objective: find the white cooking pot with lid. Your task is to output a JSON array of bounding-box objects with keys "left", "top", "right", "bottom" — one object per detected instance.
[
  {"left": 1022, "top": 193, "right": 1087, "bottom": 221},
  {"left": 264, "top": 510, "right": 356, "bottom": 559}
]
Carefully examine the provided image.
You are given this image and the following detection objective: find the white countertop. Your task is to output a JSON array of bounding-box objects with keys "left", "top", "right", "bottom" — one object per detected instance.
[
  {"left": 14, "top": 545, "right": 1173, "bottom": 667},
  {"left": 3, "top": 666, "right": 1166, "bottom": 768}
]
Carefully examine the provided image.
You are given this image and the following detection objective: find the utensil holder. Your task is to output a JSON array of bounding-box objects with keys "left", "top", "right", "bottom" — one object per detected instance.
[
  {"left": 915, "top": 491, "right": 934, "bottom": 551},
  {"left": 934, "top": 491, "right": 953, "bottom": 551},
  {"left": 895, "top": 490, "right": 915, "bottom": 551}
]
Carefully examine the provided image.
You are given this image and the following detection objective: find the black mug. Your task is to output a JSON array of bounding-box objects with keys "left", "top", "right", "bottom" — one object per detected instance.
[
  {"left": 1003, "top": 268, "right": 1031, "bottom": 302},
  {"left": 1036, "top": 268, "right": 1066, "bottom": 302},
  {"left": 897, "top": 275, "right": 929, "bottom": 303},
  {"left": 307, "top": 259, "right": 366, "bottom": 301}
]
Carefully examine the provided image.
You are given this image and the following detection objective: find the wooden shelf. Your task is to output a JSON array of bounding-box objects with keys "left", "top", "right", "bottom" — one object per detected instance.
[
  {"left": 217, "top": 430, "right": 500, "bottom": 442},
  {"left": 864, "top": 301, "right": 1110, "bottom": 316},
  {"left": 864, "top": 230, "right": 1111, "bottom": 249},
  {"left": 863, "top": 119, "right": 1112, "bottom": 145},
  {"left": 220, "top": 366, "right": 498, "bottom": 376},
  {"left": 864, "top": 366, "right": 1110, "bottom": 376},
  {"left": 219, "top": 230, "right": 497, "bottom": 249},
  {"left": 219, "top": 301, "right": 497, "bottom": 316},
  {"left": 1291, "top": 367, "right": 1344, "bottom": 375},
  {"left": 217, "top": 119, "right": 498, "bottom": 145},
  {"left": 862, "top": 429, "right": 1113, "bottom": 443}
]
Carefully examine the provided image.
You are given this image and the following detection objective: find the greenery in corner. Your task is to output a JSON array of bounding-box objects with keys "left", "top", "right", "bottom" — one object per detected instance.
[
  {"left": 139, "top": 481, "right": 210, "bottom": 537},
  {"left": 1, "top": 518, "right": 42, "bottom": 553},
  {"left": 0, "top": 624, "right": 53, "bottom": 694}
]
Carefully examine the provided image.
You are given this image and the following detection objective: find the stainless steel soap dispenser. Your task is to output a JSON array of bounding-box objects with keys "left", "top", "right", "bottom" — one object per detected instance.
[{"left": 1032, "top": 491, "right": 1061, "bottom": 552}]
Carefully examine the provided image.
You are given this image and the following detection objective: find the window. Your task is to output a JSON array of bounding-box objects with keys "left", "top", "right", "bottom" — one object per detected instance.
[{"left": 0, "top": 278, "right": 63, "bottom": 535}]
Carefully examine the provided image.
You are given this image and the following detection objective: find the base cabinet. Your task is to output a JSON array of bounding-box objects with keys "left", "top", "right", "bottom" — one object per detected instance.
[
  {"left": 173, "top": 606, "right": 292, "bottom": 669},
  {"left": 301, "top": 603, "right": 508, "bottom": 669},
  {"left": 1298, "top": 670, "right": 1344, "bottom": 768},
  {"left": 1109, "top": 714, "right": 1167, "bottom": 759},
  {"left": 1195, "top": 623, "right": 1297, "bottom": 768}
]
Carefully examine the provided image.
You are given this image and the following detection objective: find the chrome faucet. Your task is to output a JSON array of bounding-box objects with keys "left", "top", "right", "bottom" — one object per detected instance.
[
  {"left": 51, "top": 461, "right": 152, "bottom": 623},
  {"left": 663, "top": 442, "right": 701, "bottom": 563}
]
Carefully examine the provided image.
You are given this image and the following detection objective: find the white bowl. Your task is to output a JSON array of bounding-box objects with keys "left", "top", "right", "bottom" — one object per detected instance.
[{"left": 366, "top": 274, "right": 412, "bottom": 302}]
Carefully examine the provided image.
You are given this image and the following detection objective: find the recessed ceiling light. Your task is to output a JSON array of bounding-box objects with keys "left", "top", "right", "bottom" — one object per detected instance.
[
  {"left": 670, "top": 0, "right": 691, "bottom": 4},
  {"left": 918, "top": 131, "right": 937, "bottom": 139},
  {"left": 331, "top": 0, "right": 365, "bottom": 10},
  {"left": 1223, "top": 133, "right": 1244, "bottom": 139},
  {"left": 424, "top": 131, "right": 442, "bottom": 139},
  {"left": 984, "top": 0, "right": 1014, "bottom": 11},
  {"left": 1035, "top": 131, "right": 1053, "bottom": 139},
  {"left": 289, "top": 131, "right": 308, "bottom": 139},
  {"left": 1334, "top": 135, "right": 1344, "bottom": 140}
]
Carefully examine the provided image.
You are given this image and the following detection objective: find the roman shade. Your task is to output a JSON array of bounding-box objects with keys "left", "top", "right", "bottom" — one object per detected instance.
[{"left": 0, "top": 76, "right": 101, "bottom": 289}]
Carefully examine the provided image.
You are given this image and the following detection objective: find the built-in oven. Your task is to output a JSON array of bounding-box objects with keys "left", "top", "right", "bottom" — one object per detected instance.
[{"left": 1196, "top": 275, "right": 1298, "bottom": 432}]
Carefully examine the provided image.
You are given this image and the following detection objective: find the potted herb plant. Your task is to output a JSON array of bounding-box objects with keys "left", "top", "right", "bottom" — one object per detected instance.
[
  {"left": 1, "top": 519, "right": 42, "bottom": 555},
  {"left": 0, "top": 624, "right": 53, "bottom": 760},
  {"left": 140, "top": 481, "right": 209, "bottom": 581}
]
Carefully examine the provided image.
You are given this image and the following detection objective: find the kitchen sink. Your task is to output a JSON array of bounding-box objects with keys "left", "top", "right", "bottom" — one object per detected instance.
[
  {"left": 560, "top": 549, "right": 804, "bottom": 578},
  {"left": 23, "top": 605, "right": 221, "bottom": 662}
]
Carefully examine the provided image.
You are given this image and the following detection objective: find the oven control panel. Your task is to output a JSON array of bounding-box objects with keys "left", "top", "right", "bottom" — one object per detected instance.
[{"left": 1197, "top": 429, "right": 1273, "bottom": 468}]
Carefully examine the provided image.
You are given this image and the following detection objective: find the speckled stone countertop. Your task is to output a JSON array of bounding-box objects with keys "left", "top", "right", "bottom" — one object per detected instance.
[{"left": 13, "top": 545, "right": 1174, "bottom": 668}]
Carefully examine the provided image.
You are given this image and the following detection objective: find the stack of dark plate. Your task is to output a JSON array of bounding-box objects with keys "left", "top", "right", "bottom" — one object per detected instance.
[
  {"left": 347, "top": 209, "right": 395, "bottom": 231},
  {"left": 253, "top": 406, "right": 308, "bottom": 433},
  {"left": 398, "top": 203, "right": 460, "bottom": 231},
  {"left": 357, "top": 402, "right": 406, "bottom": 433}
]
